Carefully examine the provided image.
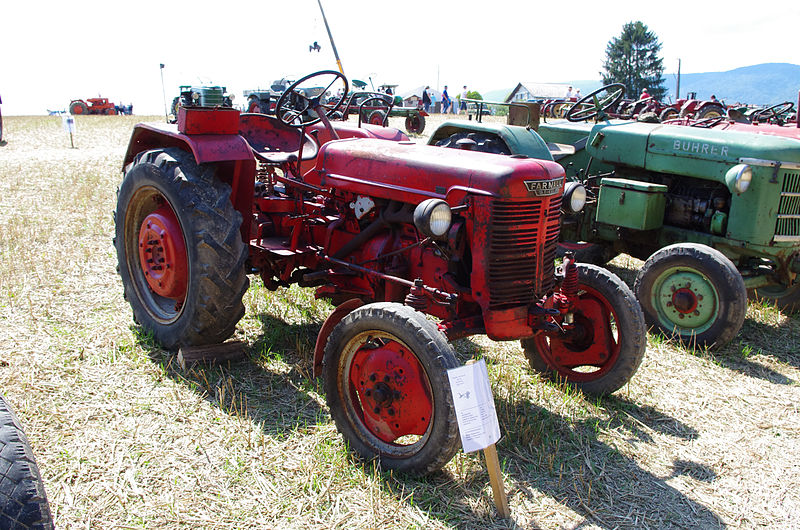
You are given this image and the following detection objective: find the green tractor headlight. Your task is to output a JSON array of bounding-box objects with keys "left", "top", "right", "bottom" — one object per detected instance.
[
  {"left": 563, "top": 182, "right": 587, "bottom": 213},
  {"left": 725, "top": 164, "right": 752, "bottom": 194},
  {"left": 414, "top": 199, "right": 452, "bottom": 238}
]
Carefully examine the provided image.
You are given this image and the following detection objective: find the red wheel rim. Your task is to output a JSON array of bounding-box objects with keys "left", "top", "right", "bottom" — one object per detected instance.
[
  {"left": 347, "top": 336, "right": 432, "bottom": 444},
  {"left": 534, "top": 284, "right": 621, "bottom": 382},
  {"left": 137, "top": 203, "right": 188, "bottom": 300}
]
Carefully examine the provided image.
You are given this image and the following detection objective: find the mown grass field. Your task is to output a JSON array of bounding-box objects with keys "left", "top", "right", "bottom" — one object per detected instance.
[{"left": 0, "top": 113, "right": 798, "bottom": 529}]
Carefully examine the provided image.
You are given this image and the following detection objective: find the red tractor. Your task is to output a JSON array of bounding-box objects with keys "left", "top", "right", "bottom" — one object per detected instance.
[
  {"left": 69, "top": 97, "right": 117, "bottom": 115},
  {"left": 114, "top": 70, "right": 645, "bottom": 474}
]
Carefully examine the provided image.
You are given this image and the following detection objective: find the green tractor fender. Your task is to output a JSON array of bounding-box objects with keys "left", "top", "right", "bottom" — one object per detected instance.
[{"left": 427, "top": 120, "right": 554, "bottom": 161}]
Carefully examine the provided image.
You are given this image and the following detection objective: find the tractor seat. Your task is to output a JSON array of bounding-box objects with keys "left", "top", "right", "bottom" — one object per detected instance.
[
  {"left": 239, "top": 113, "right": 319, "bottom": 165},
  {"left": 546, "top": 142, "right": 576, "bottom": 160},
  {"left": 546, "top": 136, "right": 588, "bottom": 161}
]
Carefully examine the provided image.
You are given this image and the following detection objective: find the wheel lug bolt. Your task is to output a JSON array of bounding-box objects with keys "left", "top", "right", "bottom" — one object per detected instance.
[
  {"left": 694, "top": 310, "right": 700, "bottom": 316},
  {"left": 679, "top": 314, "right": 685, "bottom": 319},
  {"left": 373, "top": 407, "right": 380, "bottom": 414},
  {"left": 666, "top": 302, "right": 672, "bottom": 307}
]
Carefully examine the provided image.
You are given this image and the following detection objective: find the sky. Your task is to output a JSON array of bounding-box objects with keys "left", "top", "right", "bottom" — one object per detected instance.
[{"left": 2, "top": 0, "right": 799, "bottom": 115}]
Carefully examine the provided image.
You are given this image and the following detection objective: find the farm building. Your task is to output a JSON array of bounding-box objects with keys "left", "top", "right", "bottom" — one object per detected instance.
[{"left": 505, "top": 82, "right": 573, "bottom": 102}]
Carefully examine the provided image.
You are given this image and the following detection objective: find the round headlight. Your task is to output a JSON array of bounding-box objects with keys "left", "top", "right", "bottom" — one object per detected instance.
[
  {"left": 191, "top": 91, "right": 200, "bottom": 102},
  {"left": 563, "top": 182, "right": 587, "bottom": 213},
  {"left": 725, "top": 164, "right": 752, "bottom": 194},
  {"left": 414, "top": 199, "right": 452, "bottom": 238}
]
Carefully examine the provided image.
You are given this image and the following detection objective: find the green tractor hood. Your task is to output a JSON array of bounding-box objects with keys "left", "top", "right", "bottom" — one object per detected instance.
[{"left": 588, "top": 121, "right": 800, "bottom": 182}]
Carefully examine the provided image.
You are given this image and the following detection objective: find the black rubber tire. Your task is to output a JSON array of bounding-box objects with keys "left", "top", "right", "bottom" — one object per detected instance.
[
  {"left": 367, "top": 109, "right": 387, "bottom": 126},
  {"left": 69, "top": 101, "right": 88, "bottom": 115},
  {"left": 634, "top": 243, "right": 746, "bottom": 350},
  {"left": 434, "top": 131, "right": 511, "bottom": 155},
  {"left": 521, "top": 264, "right": 646, "bottom": 396},
  {"left": 404, "top": 114, "right": 425, "bottom": 134},
  {"left": 749, "top": 283, "right": 800, "bottom": 313},
  {"left": 695, "top": 104, "right": 725, "bottom": 120},
  {"left": 114, "top": 148, "right": 249, "bottom": 349},
  {"left": 659, "top": 107, "right": 679, "bottom": 121},
  {"left": 0, "top": 395, "right": 53, "bottom": 530},
  {"left": 323, "top": 303, "right": 460, "bottom": 474}
]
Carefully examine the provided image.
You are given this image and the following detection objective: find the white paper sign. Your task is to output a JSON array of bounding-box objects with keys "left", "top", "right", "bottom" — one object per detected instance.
[
  {"left": 62, "top": 115, "right": 76, "bottom": 134},
  {"left": 447, "top": 359, "right": 501, "bottom": 453}
]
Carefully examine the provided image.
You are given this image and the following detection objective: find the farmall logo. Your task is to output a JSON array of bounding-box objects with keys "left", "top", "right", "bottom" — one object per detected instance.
[{"left": 524, "top": 177, "right": 564, "bottom": 196}]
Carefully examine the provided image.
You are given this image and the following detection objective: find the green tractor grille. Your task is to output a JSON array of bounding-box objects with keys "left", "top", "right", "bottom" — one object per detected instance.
[{"left": 775, "top": 169, "right": 800, "bottom": 242}]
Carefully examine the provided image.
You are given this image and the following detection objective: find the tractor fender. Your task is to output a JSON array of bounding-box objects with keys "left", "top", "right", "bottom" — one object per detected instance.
[
  {"left": 313, "top": 298, "right": 364, "bottom": 377},
  {"left": 122, "top": 122, "right": 254, "bottom": 169},
  {"left": 122, "top": 122, "right": 257, "bottom": 243},
  {"left": 427, "top": 120, "right": 554, "bottom": 161}
]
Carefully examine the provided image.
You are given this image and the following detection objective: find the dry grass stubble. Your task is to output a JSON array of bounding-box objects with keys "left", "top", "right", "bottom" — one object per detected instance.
[{"left": 0, "top": 114, "right": 798, "bottom": 528}]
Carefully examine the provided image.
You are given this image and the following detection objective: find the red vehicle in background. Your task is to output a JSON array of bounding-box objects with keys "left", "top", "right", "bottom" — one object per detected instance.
[{"left": 69, "top": 97, "right": 118, "bottom": 115}]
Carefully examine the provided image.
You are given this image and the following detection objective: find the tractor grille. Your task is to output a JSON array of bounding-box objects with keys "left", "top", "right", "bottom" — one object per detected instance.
[
  {"left": 775, "top": 170, "right": 800, "bottom": 242},
  {"left": 487, "top": 197, "right": 560, "bottom": 309}
]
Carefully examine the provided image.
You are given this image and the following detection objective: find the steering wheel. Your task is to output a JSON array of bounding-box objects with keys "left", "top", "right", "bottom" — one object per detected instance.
[
  {"left": 690, "top": 116, "right": 725, "bottom": 129},
  {"left": 275, "top": 70, "right": 349, "bottom": 128},
  {"left": 751, "top": 102, "right": 794, "bottom": 123},
  {"left": 566, "top": 83, "right": 625, "bottom": 122}
]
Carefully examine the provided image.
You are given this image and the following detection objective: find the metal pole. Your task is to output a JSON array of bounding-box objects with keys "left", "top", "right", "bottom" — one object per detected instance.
[
  {"left": 160, "top": 64, "right": 169, "bottom": 123},
  {"left": 676, "top": 58, "right": 681, "bottom": 101},
  {"left": 317, "top": 0, "right": 344, "bottom": 75}
]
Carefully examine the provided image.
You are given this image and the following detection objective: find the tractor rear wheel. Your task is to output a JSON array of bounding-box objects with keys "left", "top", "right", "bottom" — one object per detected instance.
[
  {"left": 749, "top": 283, "right": 800, "bottom": 313},
  {"left": 114, "top": 148, "right": 249, "bottom": 349},
  {"left": 659, "top": 107, "right": 679, "bottom": 121},
  {"left": 521, "top": 264, "right": 646, "bottom": 396},
  {"left": 69, "top": 101, "right": 88, "bottom": 115},
  {"left": 367, "top": 110, "right": 387, "bottom": 126},
  {"left": 695, "top": 104, "right": 725, "bottom": 119},
  {"left": 635, "top": 244, "right": 746, "bottom": 349},
  {"left": 404, "top": 114, "right": 425, "bottom": 134},
  {"left": 0, "top": 394, "right": 53, "bottom": 529},
  {"left": 323, "top": 303, "right": 460, "bottom": 474}
]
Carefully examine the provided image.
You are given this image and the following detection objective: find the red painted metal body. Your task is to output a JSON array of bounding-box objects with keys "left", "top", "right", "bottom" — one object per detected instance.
[{"left": 124, "top": 105, "right": 569, "bottom": 377}]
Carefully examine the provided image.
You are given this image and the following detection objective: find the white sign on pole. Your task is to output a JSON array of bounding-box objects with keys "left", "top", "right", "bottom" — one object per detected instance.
[
  {"left": 62, "top": 115, "right": 76, "bottom": 134},
  {"left": 447, "top": 359, "right": 501, "bottom": 453}
]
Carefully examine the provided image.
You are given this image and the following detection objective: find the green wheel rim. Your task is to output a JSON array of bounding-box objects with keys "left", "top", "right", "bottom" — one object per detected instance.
[{"left": 650, "top": 267, "right": 718, "bottom": 334}]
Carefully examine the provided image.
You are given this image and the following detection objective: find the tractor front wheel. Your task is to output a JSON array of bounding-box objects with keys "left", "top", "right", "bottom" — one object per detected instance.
[
  {"left": 404, "top": 114, "right": 425, "bottom": 134},
  {"left": 323, "top": 303, "right": 460, "bottom": 474},
  {"left": 635, "top": 244, "right": 746, "bottom": 349},
  {"left": 114, "top": 148, "right": 249, "bottom": 349},
  {"left": 521, "top": 264, "right": 646, "bottom": 396}
]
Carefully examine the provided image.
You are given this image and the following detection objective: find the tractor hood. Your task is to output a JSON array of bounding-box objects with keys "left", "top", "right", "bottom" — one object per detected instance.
[
  {"left": 587, "top": 121, "right": 800, "bottom": 181},
  {"left": 309, "top": 138, "right": 565, "bottom": 205}
]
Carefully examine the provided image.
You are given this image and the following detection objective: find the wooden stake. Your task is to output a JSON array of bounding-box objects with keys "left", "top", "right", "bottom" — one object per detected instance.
[
  {"left": 483, "top": 443, "right": 510, "bottom": 518},
  {"left": 463, "top": 359, "right": 509, "bottom": 518},
  {"left": 177, "top": 341, "right": 245, "bottom": 370}
]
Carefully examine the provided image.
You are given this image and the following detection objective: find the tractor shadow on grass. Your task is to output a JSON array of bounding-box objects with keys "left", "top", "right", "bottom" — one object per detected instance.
[
  {"left": 134, "top": 313, "right": 327, "bottom": 436},
  {"left": 385, "top": 387, "right": 721, "bottom": 529}
]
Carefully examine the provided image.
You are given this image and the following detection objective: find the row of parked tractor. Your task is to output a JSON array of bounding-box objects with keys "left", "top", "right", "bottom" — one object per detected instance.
[
  {"left": 170, "top": 80, "right": 429, "bottom": 135},
  {"left": 542, "top": 90, "right": 797, "bottom": 126},
  {"left": 113, "top": 70, "right": 800, "bottom": 476}
]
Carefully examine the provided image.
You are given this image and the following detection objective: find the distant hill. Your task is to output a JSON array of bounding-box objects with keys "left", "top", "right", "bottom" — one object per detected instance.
[{"left": 483, "top": 63, "right": 800, "bottom": 106}]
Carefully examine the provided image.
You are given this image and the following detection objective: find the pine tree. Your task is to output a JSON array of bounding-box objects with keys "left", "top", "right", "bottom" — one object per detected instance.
[{"left": 601, "top": 21, "right": 666, "bottom": 101}]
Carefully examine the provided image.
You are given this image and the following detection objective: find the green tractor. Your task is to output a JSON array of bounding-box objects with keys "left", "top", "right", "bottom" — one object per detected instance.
[{"left": 429, "top": 85, "right": 800, "bottom": 349}]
